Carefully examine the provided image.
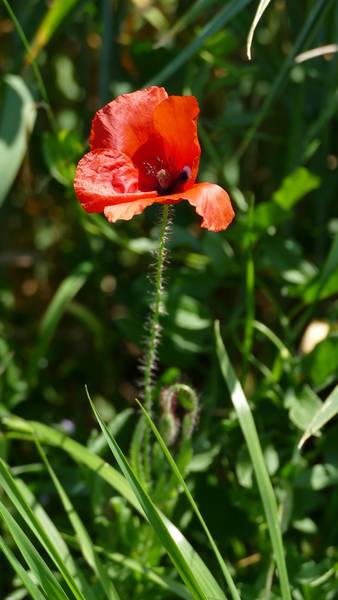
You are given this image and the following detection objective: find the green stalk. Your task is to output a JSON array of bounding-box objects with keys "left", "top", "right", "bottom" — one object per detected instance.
[
  {"left": 132, "top": 204, "right": 171, "bottom": 482},
  {"left": 143, "top": 204, "right": 170, "bottom": 411}
]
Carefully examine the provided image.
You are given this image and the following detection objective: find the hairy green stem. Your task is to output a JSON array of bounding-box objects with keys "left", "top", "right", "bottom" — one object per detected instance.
[{"left": 143, "top": 204, "right": 170, "bottom": 410}]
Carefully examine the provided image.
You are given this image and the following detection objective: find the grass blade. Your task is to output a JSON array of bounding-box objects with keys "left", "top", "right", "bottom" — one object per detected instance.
[
  {"left": 27, "top": 262, "right": 93, "bottom": 385},
  {"left": 87, "top": 392, "right": 226, "bottom": 600},
  {"left": 2, "top": 415, "right": 227, "bottom": 599},
  {"left": 63, "top": 533, "right": 192, "bottom": 600},
  {"left": 237, "top": 0, "right": 331, "bottom": 157},
  {"left": 155, "top": 0, "right": 219, "bottom": 47},
  {"left": 0, "top": 459, "right": 86, "bottom": 600},
  {"left": 2, "top": 415, "right": 141, "bottom": 511},
  {"left": 136, "top": 399, "right": 240, "bottom": 600},
  {"left": 298, "top": 384, "right": 338, "bottom": 449},
  {"left": 0, "top": 535, "right": 46, "bottom": 600},
  {"left": 215, "top": 321, "right": 291, "bottom": 600},
  {"left": 28, "top": 0, "right": 80, "bottom": 61},
  {"left": 17, "top": 479, "right": 94, "bottom": 600},
  {"left": 146, "top": 0, "right": 252, "bottom": 86},
  {"left": 0, "top": 501, "right": 71, "bottom": 600},
  {"left": 33, "top": 436, "right": 121, "bottom": 600}
]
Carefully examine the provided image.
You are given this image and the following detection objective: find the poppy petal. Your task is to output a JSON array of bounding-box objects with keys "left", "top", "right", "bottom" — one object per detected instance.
[
  {"left": 90, "top": 87, "right": 168, "bottom": 156},
  {"left": 74, "top": 149, "right": 158, "bottom": 213},
  {"left": 167, "top": 183, "right": 235, "bottom": 232},
  {"left": 152, "top": 96, "right": 201, "bottom": 187},
  {"left": 104, "top": 197, "right": 158, "bottom": 223}
]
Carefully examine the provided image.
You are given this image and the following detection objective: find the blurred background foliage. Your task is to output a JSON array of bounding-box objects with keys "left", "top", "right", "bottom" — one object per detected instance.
[{"left": 0, "top": 0, "right": 338, "bottom": 598}]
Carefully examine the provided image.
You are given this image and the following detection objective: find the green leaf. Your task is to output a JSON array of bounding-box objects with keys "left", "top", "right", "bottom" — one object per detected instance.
[
  {"left": 215, "top": 321, "right": 291, "bottom": 600},
  {"left": 17, "top": 479, "right": 94, "bottom": 599},
  {"left": 27, "top": 262, "right": 93, "bottom": 385},
  {"left": 0, "top": 501, "right": 71, "bottom": 600},
  {"left": 0, "top": 459, "right": 86, "bottom": 600},
  {"left": 294, "top": 463, "right": 338, "bottom": 490},
  {"left": 2, "top": 416, "right": 140, "bottom": 512},
  {"left": 156, "top": 0, "right": 219, "bottom": 47},
  {"left": 2, "top": 415, "right": 226, "bottom": 600},
  {"left": 302, "top": 233, "right": 338, "bottom": 304},
  {"left": 147, "top": 0, "right": 252, "bottom": 85},
  {"left": 33, "top": 437, "right": 121, "bottom": 600},
  {"left": 63, "top": 535, "right": 192, "bottom": 600},
  {"left": 251, "top": 168, "right": 320, "bottom": 234},
  {"left": 136, "top": 400, "right": 240, "bottom": 600},
  {"left": 302, "top": 335, "right": 338, "bottom": 389},
  {"left": 43, "top": 129, "right": 82, "bottom": 187},
  {"left": 88, "top": 393, "right": 226, "bottom": 600},
  {"left": 174, "top": 296, "right": 211, "bottom": 331},
  {"left": 299, "top": 384, "right": 338, "bottom": 449},
  {"left": 285, "top": 386, "right": 322, "bottom": 432},
  {"left": 0, "top": 535, "right": 46, "bottom": 600},
  {"left": 0, "top": 75, "right": 36, "bottom": 206},
  {"left": 237, "top": 0, "right": 330, "bottom": 157},
  {"left": 272, "top": 167, "right": 320, "bottom": 210}
]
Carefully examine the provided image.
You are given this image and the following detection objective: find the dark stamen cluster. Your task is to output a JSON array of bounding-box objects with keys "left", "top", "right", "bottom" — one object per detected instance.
[{"left": 142, "top": 157, "right": 191, "bottom": 195}]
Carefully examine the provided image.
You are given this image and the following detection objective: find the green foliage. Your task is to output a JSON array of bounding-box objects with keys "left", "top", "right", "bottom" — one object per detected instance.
[
  {"left": 0, "top": 75, "right": 36, "bottom": 206},
  {"left": 1, "top": 0, "right": 338, "bottom": 598}
]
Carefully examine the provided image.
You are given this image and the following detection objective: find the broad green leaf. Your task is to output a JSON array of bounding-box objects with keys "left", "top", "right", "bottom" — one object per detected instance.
[
  {"left": 29, "top": 0, "right": 80, "bottom": 60},
  {"left": 2, "top": 415, "right": 226, "bottom": 600},
  {"left": 88, "top": 394, "right": 226, "bottom": 600},
  {"left": 299, "top": 385, "right": 338, "bottom": 449},
  {"left": 0, "top": 75, "right": 36, "bottom": 206},
  {"left": 285, "top": 386, "right": 322, "bottom": 432},
  {"left": 273, "top": 167, "right": 320, "bottom": 210},
  {"left": 215, "top": 322, "right": 291, "bottom": 600},
  {"left": 0, "top": 501, "right": 70, "bottom": 600},
  {"left": 302, "top": 335, "right": 338, "bottom": 389},
  {"left": 0, "top": 536, "right": 46, "bottom": 600},
  {"left": 251, "top": 168, "right": 320, "bottom": 234},
  {"left": 174, "top": 296, "right": 211, "bottom": 331},
  {"left": 0, "top": 459, "right": 86, "bottom": 600},
  {"left": 294, "top": 463, "right": 338, "bottom": 490},
  {"left": 246, "top": 0, "right": 273, "bottom": 59},
  {"left": 27, "top": 262, "right": 93, "bottom": 384}
]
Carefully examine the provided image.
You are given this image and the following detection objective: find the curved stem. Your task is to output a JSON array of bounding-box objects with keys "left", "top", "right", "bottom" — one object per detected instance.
[{"left": 143, "top": 204, "right": 170, "bottom": 411}]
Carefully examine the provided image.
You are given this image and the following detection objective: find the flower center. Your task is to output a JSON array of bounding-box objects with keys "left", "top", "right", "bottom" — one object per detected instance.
[{"left": 142, "top": 156, "right": 191, "bottom": 196}]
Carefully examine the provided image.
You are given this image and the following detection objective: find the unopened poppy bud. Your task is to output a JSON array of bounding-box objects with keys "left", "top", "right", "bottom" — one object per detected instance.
[
  {"left": 160, "top": 382, "right": 199, "bottom": 443},
  {"left": 159, "top": 411, "right": 179, "bottom": 446}
]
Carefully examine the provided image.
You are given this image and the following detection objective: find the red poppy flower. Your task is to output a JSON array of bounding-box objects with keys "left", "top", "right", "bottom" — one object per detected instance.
[{"left": 74, "top": 87, "right": 234, "bottom": 232}]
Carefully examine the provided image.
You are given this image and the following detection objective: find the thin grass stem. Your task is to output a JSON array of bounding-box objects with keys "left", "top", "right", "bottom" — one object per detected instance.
[{"left": 2, "top": 0, "right": 55, "bottom": 130}]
